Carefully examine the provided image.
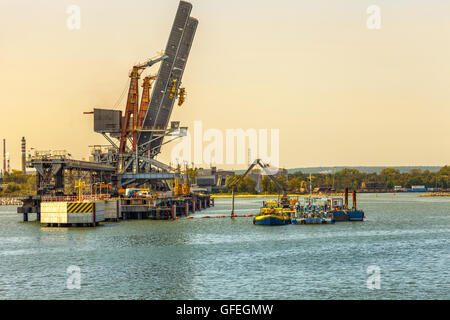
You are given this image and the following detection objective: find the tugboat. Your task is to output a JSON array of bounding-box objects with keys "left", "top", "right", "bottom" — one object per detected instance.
[
  {"left": 328, "top": 188, "right": 364, "bottom": 221},
  {"left": 253, "top": 196, "right": 294, "bottom": 226}
]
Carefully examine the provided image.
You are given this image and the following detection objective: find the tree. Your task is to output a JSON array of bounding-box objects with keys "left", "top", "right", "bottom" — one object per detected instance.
[
  {"left": 237, "top": 177, "right": 257, "bottom": 193},
  {"left": 261, "top": 176, "right": 272, "bottom": 193},
  {"left": 287, "top": 177, "right": 300, "bottom": 192}
]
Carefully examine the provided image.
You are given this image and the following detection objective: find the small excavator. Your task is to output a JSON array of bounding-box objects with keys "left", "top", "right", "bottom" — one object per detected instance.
[{"left": 227, "top": 159, "right": 294, "bottom": 225}]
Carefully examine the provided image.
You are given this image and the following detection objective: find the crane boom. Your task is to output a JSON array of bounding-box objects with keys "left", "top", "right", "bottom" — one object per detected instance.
[
  {"left": 118, "top": 56, "right": 167, "bottom": 154},
  {"left": 228, "top": 159, "right": 287, "bottom": 197},
  {"left": 136, "top": 55, "right": 168, "bottom": 70},
  {"left": 229, "top": 159, "right": 286, "bottom": 216}
]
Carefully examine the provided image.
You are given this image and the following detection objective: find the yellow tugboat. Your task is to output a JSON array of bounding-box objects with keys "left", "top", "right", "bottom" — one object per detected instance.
[{"left": 253, "top": 199, "right": 292, "bottom": 226}]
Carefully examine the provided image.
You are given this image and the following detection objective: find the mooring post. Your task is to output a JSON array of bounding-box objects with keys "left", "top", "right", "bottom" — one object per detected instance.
[
  {"left": 92, "top": 201, "right": 96, "bottom": 227},
  {"left": 231, "top": 187, "right": 235, "bottom": 217},
  {"left": 23, "top": 212, "right": 28, "bottom": 222},
  {"left": 185, "top": 202, "right": 188, "bottom": 216}
]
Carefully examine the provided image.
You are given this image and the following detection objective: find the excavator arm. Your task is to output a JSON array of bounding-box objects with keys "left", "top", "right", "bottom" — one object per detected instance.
[
  {"left": 228, "top": 159, "right": 286, "bottom": 197},
  {"left": 229, "top": 159, "right": 286, "bottom": 215}
]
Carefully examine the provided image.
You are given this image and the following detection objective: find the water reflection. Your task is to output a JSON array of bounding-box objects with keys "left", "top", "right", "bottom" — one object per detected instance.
[{"left": 0, "top": 194, "right": 449, "bottom": 299}]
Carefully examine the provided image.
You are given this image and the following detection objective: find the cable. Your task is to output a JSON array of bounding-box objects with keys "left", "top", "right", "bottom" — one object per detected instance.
[{"left": 112, "top": 77, "right": 130, "bottom": 109}]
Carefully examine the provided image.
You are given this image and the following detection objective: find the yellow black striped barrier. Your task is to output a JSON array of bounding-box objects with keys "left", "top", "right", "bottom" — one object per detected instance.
[{"left": 67, "top": 202, "right": 94, "bottom": 213}]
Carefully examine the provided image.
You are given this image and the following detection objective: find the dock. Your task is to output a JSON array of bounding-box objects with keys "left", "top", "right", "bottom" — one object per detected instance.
[{"left": 17, "top": 193, "right": 213, "bottom": 226}]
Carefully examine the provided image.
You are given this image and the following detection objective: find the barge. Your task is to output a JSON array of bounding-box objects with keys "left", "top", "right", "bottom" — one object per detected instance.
[{"left": 327, "top": 189, "right": 365, "bottom": 222}]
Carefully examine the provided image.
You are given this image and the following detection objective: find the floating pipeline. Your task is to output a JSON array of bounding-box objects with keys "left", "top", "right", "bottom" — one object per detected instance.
[
  {"left": 211, "top": 193, "right": 346, "bottom": 198},
  {"left": 420, "top": 192, "right": 450, "bottom": 197},
  {"left": 182, "top": 214, "right": 253, "bottom": 219}
]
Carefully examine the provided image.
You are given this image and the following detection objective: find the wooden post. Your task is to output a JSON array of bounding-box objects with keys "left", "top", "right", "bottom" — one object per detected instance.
[
  {"left": 171, "top": 204, "right": 175, "bottom": 220},
  {"left": 92, "top": 202, "right": 96, "bottom": 227},
  {"left": 231, "top": 187, "right": 235, "bottom": 216},
  {"left": 185, "top": 201, "right": 188, "bottom": 216}
]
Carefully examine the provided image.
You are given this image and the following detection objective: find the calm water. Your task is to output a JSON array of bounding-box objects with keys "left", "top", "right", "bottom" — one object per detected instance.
[{"left": 0, "top": 193, "right": 449, "bottom": 300}]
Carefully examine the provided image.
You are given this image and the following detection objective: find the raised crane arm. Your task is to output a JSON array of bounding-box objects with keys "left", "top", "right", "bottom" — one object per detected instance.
[
  {"left": 228, "top": 159, "right": 286, "bottom": 197},
  {"left": 136, "top": 55, "right": 168, "bottom": 70},
  {"left": 119, "top": 55, "right": 168, "bottom": 154},
  {"left": 229, "top": 159, "right": 286, "bottom": 216}
]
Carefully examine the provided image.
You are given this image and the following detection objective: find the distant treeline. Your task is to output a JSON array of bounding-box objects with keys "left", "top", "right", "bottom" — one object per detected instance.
[
  {"left": 0, "top": 170, "right": 36, "bottom": 196},
  {"left": 1, "top": 166, "right": 449, "bottom": 196},
  {"left": 224, "top": 166, "right": 450, "bottom": 194}
]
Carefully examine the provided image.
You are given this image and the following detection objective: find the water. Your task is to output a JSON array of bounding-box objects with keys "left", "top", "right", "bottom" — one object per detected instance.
[{"left": 0, "top": 193, "right": 448, "bottom": 300}]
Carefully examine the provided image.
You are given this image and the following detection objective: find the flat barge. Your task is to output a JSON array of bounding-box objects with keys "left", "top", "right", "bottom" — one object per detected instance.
[{"left": 327, "top": 189, "right": 365, "bottom": 222}]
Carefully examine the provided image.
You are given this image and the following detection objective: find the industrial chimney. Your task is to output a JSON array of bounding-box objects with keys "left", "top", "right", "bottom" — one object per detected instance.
[
  {"left": 21, "top": 137, "right": 26, "bottom": 174},
  {"left": 6, "top": 152, "right": 10, "bottom": 174}
]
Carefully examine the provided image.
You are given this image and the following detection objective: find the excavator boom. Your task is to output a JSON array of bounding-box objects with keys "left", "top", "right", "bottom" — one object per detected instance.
[{"left": 229, "top": 159, "right": 287, "bottom": 197}]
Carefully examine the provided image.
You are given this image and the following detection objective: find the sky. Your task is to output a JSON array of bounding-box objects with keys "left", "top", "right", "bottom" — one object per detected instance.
[{"left": 0, "top": 0, "right": 449, "bottom": 171}]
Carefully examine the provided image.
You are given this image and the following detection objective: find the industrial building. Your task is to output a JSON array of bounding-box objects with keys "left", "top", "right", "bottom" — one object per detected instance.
[{"left": 195, "top": 167, "right": 235, "bottom": 193}]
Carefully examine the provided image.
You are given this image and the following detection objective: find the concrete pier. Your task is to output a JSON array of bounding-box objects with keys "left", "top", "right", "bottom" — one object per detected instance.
[
  {"left": 16, "top": 193, "right": 213, "bottom": 226},
  {"left": 120, "top": 194, "right": 211, "bottom": 220}
]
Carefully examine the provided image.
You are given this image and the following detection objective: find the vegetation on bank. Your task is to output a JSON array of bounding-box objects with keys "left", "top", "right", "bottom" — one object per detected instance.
[
  {"left": 0, "top": 170, "right": 36, "bottom": 196},
  {"left": 223, "top": 166, "right": 450, "bottom": 194},
  {"left": 1, "top": 166, "right": 449, "bottom": 196}
]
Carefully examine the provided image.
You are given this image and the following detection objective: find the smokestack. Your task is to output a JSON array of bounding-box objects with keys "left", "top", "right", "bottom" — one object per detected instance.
[
  {"left": 21, "top": 137, "right": 26, "bottom": 174},
  {"left": 2, "top": 139, "right": 5, "bottom": 174},
  {"left": 6, "top": 152, "right": 10, "bottom": 174}
]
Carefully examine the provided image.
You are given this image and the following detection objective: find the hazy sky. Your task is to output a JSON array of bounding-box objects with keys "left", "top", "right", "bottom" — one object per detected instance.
[{"left": 1, "top": 0, "right": 449, "bottom": 170}]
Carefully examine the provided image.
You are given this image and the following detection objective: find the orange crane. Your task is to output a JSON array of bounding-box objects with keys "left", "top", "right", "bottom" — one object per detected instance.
[
  {"left": 137, "top": 75, "right": 156, "bottom": 129},
  {"left": 119, "top": 55, "right": 166, "bottom": 154}
]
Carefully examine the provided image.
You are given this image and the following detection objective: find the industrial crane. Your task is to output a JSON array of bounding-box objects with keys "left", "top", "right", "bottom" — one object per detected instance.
[
  {"left": 137, "top": 75, "right": 157, "bottom": 129},
  {"left": 119, "top": 55, "right": 167, "bottom": 154},
  {"left": 228, "top": 159, "right": 287, "bottom": 216},
  {"left": 173, "top": 164, "right": 191, "bottom": 196}
]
